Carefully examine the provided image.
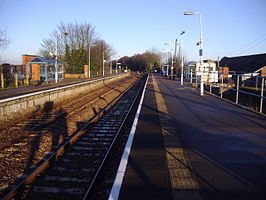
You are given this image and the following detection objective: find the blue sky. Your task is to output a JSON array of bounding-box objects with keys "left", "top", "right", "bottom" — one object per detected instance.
[{"left": 0, "top": 0, "right": 265, "bottom": 64}]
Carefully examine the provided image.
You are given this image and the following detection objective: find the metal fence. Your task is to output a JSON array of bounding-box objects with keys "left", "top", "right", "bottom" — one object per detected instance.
[
  {"left": 0, "top": 65, "right": 27, "bottom": 88},
  {"left": 0, "top": 64, "right": 126, "bottom": 89},
  {"left": 189, "top": 71, "right": 266, "bottom": 114}
]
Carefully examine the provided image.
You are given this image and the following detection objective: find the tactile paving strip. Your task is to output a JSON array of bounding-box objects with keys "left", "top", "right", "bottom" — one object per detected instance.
[{"left": 153, "top": 76, "right": 204, "bottom": 200}]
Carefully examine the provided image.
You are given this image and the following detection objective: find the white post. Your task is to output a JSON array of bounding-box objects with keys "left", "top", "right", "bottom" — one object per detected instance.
[
  {"left": 260, "top": 77, "right": 265, "bottom": 113},
  {"left": 180, "top": 31, "right": 185, "bottom": 85},
  {"left": 221, "top": 74, "right": 224, "bottom": 98},
  {"left": 54, "top": 32, "right": 68, "bottom": 82},
  {"left": 102, "top": 51, "right": 105, "bottom": 76},
  {"left": 210, "top": 81, "right": 212, "bottom": 93},
  {"left": 181, "top": 53, "right": 184, "bottom": 85},
  {"left": 199, "top": 13, "right": 204, "bottom": 96},
  {"left": 45, "top": 63, "right": 48, "bottom": 83},
  {"left": 184, "top": 12, "right": 204, "bottom": 95},
  {"left": 88, "top": 45, "right": 91, "bottom": 79},
  {"left": 15, "top": 66, "right": 18, "bottom": 87},
  {"left": 26, "top": 65, "right": 29, "bottom": 86},
  {"left": 166, "top": 52, "right": 169, "bottom": 76},
  {"left": 236, "top": 75, "right": 240, "bottom": 104},
  {"left": 88, "top": 44, "right": 96, "bottom": 78},
  {"left": 190, "top": 68, "right": 193, "bottom": 83},
  {"left": 55, "top": 34, "right": 58, "bottom": 83},
  {"left": 171, "top": 50, "right": 174, "bottom": 79},
  {"left": 0, "top": 66, "right": 4, "bottom": 88},
  {"left": 164, "top": 43, "right": 169, "bottom": 77}
]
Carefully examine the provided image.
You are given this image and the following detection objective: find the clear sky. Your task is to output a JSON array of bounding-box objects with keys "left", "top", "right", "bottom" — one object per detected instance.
[{"left": 0, "top": 0, "right": 266, "bottom": 64}]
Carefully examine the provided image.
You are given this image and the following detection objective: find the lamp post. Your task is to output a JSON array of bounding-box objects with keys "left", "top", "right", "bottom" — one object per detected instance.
[
  {"left": 110, "top": 60, "right": 112, "bottom": 75},
  {"left": 184, "top": 11, "right": 204, "bottom": 95},
  {"left": 102, "top": 51, "right": 106, "bottom": 76},
  {"left": 164, "top": 43, "right": 169, "bottom": 76},
  {"left": 161, "top": 49, "right": 165, "bottom": 75},
  {"left": 180, "top": 30, "right": 186, "bottom": 85},
  {"left": 116, "top": 59, "right": 121, "bottom": 74},
  {"left": 170, "top": 48, "right": 174, "bottom": 79},
  {"left": 88, "top": 44, "right": 96, "bottom": 79},
  {"left": 55, "top": 32, "right": 68, "bottom": 83}
]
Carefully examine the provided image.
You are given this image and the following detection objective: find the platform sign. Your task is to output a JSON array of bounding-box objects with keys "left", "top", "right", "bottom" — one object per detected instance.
[{"left": 199, "top": 49, "right": 203, "bottom": 56}]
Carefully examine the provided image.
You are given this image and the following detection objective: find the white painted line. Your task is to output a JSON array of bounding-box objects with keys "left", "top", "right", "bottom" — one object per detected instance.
[{"left": 108, "top": 75, "right": 149, "bottom": 200}]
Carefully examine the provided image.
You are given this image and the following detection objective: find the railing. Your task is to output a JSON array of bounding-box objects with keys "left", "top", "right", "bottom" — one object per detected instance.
[{"left": 188, "top": 70, "right": 266, "bottom": 114}]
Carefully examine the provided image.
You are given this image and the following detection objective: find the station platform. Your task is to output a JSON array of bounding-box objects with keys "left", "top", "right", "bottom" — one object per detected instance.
[{"left": 111, "top": 74, "right": 266, "bottom": 200}]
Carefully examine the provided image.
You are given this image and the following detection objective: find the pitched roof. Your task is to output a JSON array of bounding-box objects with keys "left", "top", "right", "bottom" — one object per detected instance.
[
  {"left": 219, "top": 53, "right": 266, "bottom": 73},
  {"left": 28, "top": 56, "right": 62, "bottom": 65}
]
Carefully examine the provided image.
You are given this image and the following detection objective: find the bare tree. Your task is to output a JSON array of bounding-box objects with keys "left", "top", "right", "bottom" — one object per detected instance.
[
  {"left": 40, "top": 21, "right": 115, "bottom": 74},
  {"left": 41, "top": 21, "right": 98, "bottom": 73}
]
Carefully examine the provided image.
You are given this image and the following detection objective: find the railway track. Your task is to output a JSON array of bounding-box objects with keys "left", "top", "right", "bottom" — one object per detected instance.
[
  {"left": 0, "top": 74, "right": 139, "bottom": 195},
  {"left": 1, "top": 73, "right": 148, "bottom": 200}
]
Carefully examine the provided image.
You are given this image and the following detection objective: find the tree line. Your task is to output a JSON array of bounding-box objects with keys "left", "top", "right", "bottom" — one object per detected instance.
[
  {"left": 117, "top": 49, "right": 162, "bottom": 72},
  {"left": 117, "top": 48, "right": 183, "bottom": 73},
  {"left": 40, "top": 21, "right": 115, "bottom": 74}
]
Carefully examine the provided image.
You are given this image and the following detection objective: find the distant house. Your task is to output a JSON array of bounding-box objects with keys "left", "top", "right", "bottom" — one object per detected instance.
[
  {"left": 184, "top": 60, "right": 218, "bottom": 82},
  {"left": 0, "top": 63, "right": 24, "bottom": 78},
  {"left": 219, "top": 53, "right": 266, "bottom": 76}
]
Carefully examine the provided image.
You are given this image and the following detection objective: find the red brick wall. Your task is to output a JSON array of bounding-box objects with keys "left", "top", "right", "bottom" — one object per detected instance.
[
  {"left": 22, "top": 54, "right": 37, "bottom": 76},
  {"left": 31, "top": 64, "right": 40, "bottom": 81}
]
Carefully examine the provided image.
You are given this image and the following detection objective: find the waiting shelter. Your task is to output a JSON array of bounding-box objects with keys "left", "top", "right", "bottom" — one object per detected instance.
[{"left": 27, "top": 56, "right": 63, "bottom": 82}]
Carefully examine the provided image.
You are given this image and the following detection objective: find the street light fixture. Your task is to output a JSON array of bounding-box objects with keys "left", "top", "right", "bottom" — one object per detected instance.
[
  {"left": 88, "top": 44, "right": 96, "bottom": 79},
  {"left": 184, "top": 11, "right": 204, "bottom": 95}
]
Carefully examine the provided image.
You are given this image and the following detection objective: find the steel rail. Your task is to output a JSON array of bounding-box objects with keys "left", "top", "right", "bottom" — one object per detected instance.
[{"left": 82, "top": 74, "right": 147, "bottom": 199}]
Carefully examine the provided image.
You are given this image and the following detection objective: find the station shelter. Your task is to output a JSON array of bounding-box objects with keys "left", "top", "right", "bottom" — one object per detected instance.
[{"left": 22, "top": 55, "right": 64, "bottom": 82}]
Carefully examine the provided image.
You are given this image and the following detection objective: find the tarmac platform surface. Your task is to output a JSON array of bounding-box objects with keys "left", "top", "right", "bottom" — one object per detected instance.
[{"left": 116, "top": 74, "right": 266, "bottom": 200}]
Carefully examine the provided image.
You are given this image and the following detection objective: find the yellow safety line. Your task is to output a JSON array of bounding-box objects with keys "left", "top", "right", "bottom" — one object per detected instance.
[{"left": 152, "top": 75, "right": 203, "bottom": 200}]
